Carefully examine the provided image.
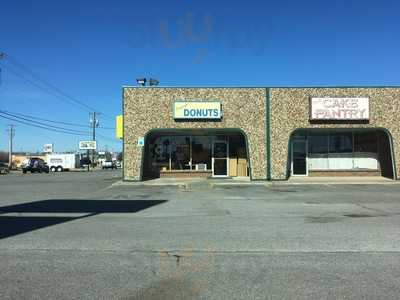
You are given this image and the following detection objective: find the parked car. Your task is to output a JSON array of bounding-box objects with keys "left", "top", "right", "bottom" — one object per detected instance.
[
  {"left": 0, "top": 162, "right": 9, "bottom": 174},
  {"left": 115, "top": 161, "right": 122, "bottom": 168},
  {"left": 80, "top": 157, "right": 91, "bottom": 168},
  {"left": 102, "top": 160, "right": 117, "bottom": 169},
  {"left": 22, "top": 158, "right": 49, "bottom": 174}
]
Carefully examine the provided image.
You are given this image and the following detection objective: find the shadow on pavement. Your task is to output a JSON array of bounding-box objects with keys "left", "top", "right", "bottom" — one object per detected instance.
[{"left": 0, "top": 199, "right": 167, "bottom": 239}]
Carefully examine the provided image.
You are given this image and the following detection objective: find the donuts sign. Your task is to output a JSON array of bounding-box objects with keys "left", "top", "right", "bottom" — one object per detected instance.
[{"left": 310, "top": 97, "right": 369, "bottom": 121}]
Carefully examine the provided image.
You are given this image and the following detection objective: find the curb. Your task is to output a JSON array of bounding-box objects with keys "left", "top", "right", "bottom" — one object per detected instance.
[{"left": 111, "top": 180, "right": 187, "bottom": 188}]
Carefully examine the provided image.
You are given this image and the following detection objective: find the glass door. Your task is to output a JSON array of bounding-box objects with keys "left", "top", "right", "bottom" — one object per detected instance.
[
  {"left": 212, "top": 140, "right": 228, "bottom": 177},
  {"left": 292, "top": 139, "right": 308, "bottom": 176}
]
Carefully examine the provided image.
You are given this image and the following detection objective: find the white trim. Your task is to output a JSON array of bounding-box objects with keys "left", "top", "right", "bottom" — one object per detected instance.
[
  {"left": 212, "top": 140, "right": 229, "bottom": 177},
  {"left": 291, "top": 138, "right": 308, "bottom": 176}
]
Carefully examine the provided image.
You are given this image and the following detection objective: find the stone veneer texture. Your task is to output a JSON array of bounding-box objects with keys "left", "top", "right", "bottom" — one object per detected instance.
[
  {"left": 269, "top": 88, "right": 400, "bottom": 179},
  {"left": 123, "top": 87, "right": 267, "bottom": 180}
]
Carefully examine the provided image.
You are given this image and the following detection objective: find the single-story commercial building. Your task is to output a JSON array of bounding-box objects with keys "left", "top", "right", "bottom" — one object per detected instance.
[{"left": 122, "top": 87, "right": 400, "bottom": 181}]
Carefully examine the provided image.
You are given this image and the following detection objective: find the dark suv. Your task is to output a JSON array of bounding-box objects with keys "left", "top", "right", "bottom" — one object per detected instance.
[
  {"left": 0, "top": 162, "right": 9, "bottom": 174},
  {"left": 22, "top": 158, "right": 50, "bottom": 174}
]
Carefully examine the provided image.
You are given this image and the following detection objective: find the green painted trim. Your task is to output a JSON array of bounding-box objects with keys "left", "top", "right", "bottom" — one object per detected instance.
[
  {"left": 384, "top": 129, "right": 398, "bottom": 180},
  {"left": 122, "top": 87, "right": 125, "bottom": 181},
  {"left": 141, "top": 128, "right": 253, "bottom": 180},
  {"left": 265, "top": 88, "right": 272, "bottom": 180}
]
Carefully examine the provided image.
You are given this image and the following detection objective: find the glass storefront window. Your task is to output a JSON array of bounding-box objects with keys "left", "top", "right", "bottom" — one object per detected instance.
[
  {"left": 354, "top": 132, "right": 378, "bottom": 153},
  {"left": 329, "top": 132, "right": 353, "bottom": 153},
  {"left": 149, "top": 136, "right": 170, "bottom": 171},
  {"left": 171, "top": 136, "right": 191, "bottom": 170},
  {"left": 353, "top": 131, "right": 379, "bottom": 169},
  {"left": 328, "top": 132, "right": 353, "bottom": 169},
  {"left": 191, "top": 136, "right": 212, "bottom": 170},
  {"left": 302, "top": 131, "right": 380, "bottom": 172},
  {"left": 143, "top": 132, "right": 248, "bottom": 178},
  {"left": 308, "top": 134, "right": 329, "bottom": 170}
]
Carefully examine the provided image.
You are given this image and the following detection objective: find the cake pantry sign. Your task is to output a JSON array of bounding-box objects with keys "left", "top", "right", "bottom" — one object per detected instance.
[{"left": 310, "top": 97, "right": 369, "bottom": 120}]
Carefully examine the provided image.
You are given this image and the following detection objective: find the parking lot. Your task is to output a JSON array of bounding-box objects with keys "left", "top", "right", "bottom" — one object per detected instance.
[{"left": 1, "top": 172, "right": 400, "bottom": 299}]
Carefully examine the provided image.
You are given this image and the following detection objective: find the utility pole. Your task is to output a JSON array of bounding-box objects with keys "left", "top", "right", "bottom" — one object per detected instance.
[
  {"left": 90, "top": 112, "right": 98, "bottom": 169},
  {"left": 7, "top": 125, "right": 15, "bottom": 169}
]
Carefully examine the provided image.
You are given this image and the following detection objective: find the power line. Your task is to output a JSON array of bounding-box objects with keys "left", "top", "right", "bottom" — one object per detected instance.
[
  {"left": 0, "top": 63, "right": 91, "bottom": 112},
  {"left": 0, "top": 111, "right": 91, "bottom": 134},
  {"left": 0, "top": 52, "right": 117, "bottom": 122},
  {"left": 0, "top": 114, "right": 90, "bottom": 136},
  {"left": 97, "top": 133, "right": 122, "bottom": 144},
  {"left": 2, "top": 110, "right": 90, "bottom": 128},
  {"left": 2, "top": 110, "right": 115, "bottom": 130},
  {"left": 3, "top": 54, "right": 96, "bottom": 112}
]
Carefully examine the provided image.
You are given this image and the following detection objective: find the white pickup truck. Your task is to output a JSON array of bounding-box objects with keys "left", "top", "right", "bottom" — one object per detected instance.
[{"left": 102, "top": 160, "right": 117, "bottom": 169}]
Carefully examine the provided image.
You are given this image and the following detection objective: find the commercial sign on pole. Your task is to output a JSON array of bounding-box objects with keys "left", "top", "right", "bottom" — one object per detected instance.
[
  {"left": 43, "top": 144, "right": 53, "bottom": 153},
  {"left": 173, "top": 101, "right": 222, "bottom": 120},
  {"left": 79, "top": 140, "right": 97, "bottom": 150},
  {"left": 116, "top": 115, "right": 123, "bottom": 139},
  {"left": 310, "top": 97, "right": 369, "bottom": 120}
]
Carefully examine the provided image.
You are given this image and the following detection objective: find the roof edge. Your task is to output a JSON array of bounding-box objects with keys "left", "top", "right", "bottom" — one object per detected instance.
[{"left": 122, "top": 85, "right": 400, "bottom": 89}]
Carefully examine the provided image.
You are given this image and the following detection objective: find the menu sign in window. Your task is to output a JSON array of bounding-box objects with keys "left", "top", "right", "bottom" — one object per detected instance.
[{"left": 310, "top": 97, "right": 369, "bottom": 120}]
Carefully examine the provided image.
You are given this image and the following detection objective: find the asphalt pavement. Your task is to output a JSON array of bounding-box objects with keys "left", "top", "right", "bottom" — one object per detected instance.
[{"left": 1, "top": 171, "right": 400, "bottom": 299}]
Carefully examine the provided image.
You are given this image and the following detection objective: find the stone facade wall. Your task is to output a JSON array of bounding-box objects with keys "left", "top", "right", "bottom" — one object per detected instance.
[
  {"left": 269, "top": 88, "right": 400, "bottom": 179},
  {"left": 123, "top": 87, "right": 267, "bottom": 180}
]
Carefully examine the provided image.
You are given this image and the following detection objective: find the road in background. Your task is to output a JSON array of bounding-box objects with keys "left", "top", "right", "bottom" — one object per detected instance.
[{"left": 1, "top": 173, "right": 400, "bottom": 299}]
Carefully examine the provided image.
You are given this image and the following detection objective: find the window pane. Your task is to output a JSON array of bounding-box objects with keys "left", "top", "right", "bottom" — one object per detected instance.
[
  {"left": 149, "top": 136, "right": 170, "bottom": 172},
  {"left": 329, "top": 132, "right": 353, "bottom": 169},
  {"left": 308, "top": 134, "right": 329, "bottom": 170},
  {"left": 354, "top": 132, "right": 379, "bottom": 170},
  {"left": 171, "top": 136, "right": 191, "bottom": 170},
  {"left": 191, "top": 136, "right": 212, "bottom": 170},
  {"left": 354, "top": 132, "right": 378, "bottom": 153},
  {"left": 329, "top": 133, "right": 353, "bottom": 153}
]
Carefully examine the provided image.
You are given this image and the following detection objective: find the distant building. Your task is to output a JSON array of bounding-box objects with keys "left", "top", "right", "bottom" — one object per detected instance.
[{"left": 12, "top": 153, "right": 46, "bottom": 168}]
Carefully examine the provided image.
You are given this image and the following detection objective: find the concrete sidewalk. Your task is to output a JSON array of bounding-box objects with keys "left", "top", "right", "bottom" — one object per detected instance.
[{"left": 113, "top": 176, "right": 399, "bottom": 188}]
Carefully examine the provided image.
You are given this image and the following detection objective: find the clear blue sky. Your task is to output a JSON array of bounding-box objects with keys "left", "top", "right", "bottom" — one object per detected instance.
[{"left": 1, "top": 0, "right": 400, "bottom": 152}]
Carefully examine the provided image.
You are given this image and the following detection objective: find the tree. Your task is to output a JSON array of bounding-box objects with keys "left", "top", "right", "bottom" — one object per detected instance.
[{"left": 0, "top": 151, "right": 8, "bottom": 163}]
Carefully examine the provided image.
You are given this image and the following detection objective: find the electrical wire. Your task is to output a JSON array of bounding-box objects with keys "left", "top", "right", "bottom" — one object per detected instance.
[
  {"left": 0, "top": 110, "right": 117, "bottom": 143},
  {"left": 3, "top": 54, "right": 95, "bottom": 112},
  {"left": 1, "top": 52, "right": 117, "bottom": 122},
  {"left": 0, "top": 114, "right": 90, "bottom": 136},
  {"left": 96, "top": 133, "right": 121, "bottom": 143},
  {"left": 2, "top": 110, "right": 116, "bottom": 130},
  {"left": 0, "top": 63, "right": 92, "bottom": 112},
  {"left": 1, "top": 110, "right": 90, "bottom": 128},
  {"left": 0, "top": 111, "right": 91, "bottom": 134}
]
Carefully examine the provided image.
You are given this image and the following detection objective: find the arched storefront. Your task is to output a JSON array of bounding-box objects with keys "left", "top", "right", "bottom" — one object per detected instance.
[
  {"left": 142, "top": 129, "right": 250, "bottom": 180},
  {"left": 289, "top": 128, "right": 395, "bottom": 179}
]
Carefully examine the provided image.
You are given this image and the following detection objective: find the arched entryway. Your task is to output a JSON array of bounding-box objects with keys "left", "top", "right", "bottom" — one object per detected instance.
[
  {"left": 142, "top": 129, "right": 250, "bottom": 180},
  {"left": 289, "top": 128, "right": 396, "bottom": 179}
]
